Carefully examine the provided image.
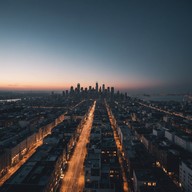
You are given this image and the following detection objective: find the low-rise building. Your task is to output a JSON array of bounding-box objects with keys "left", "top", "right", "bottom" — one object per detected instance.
[{"left": 179, "top": 160, "right": 192, "bottom": 192}]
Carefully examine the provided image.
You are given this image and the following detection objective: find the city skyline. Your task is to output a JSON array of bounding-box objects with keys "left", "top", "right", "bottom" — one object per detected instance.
[
  {"left": 0, "top": 0, "right": 192, "bottom": 93},
  {"left": 0, "top": 87, "right": 191, "bottom": 191}
]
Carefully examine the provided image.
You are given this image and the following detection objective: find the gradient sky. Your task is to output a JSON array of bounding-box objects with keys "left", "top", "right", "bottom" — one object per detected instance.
[{"left": 0, "top": 0, "right": 192, "bottom": 92}]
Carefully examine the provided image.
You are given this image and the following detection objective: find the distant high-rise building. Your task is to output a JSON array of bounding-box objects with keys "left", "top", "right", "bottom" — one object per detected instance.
[
  {"left": 111, "top": 87, "right": 115, "bottom": 100},
  {"left": 70, "top": 86, "right": 74, "bottom": 94},
  {"left": 77, "top": 83, "right": 80, "bottom": 92},
  {"left": 96, "top": 82, "right": 98, "bottom": 93},
  {"left": 111, "top": 87, "right": 114, "bottom": 97},
  {"left": 102, "top": 84, "right": 105, "bottom": 93},
  {"left": 99, "top": 86, "right": 101, "bottom": 93},
  {"left": 107, "top": 87, "right": 110, "bottom": 93}
]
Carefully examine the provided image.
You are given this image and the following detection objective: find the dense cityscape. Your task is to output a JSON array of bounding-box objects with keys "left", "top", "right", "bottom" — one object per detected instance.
[
  {"left": 0, "top": 0, "right": 192, "bottom": 191},
  {"left": 0, "top": 83, "right": 191, "bottom": 192}
]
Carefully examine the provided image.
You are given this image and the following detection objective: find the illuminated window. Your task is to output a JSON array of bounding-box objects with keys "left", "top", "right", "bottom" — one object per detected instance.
[{"left": 179, "top": 183, "right": 182, "bottom": 187}]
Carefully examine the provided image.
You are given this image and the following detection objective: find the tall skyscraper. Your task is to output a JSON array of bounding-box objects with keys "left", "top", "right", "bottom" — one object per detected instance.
[
  {"left": 96, "top": 82, "right": 98, "bottom": 93},
  {"left": 70, "top": 86, "right": 74, "bottom": 94},
  {"left": 107, "top": 87, "right": 110, "bottom": 93},
  {"left": 111, "top": 87, "right": 114, "bottom": 97},
  {"left": 102, "top": 84, "right": 105, "bottom": 93},
  {"left": 77, "top": 83, "right": 80, "bottom": 92}
]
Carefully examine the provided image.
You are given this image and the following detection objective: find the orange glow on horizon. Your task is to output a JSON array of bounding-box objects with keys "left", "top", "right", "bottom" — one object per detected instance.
[
  {"left": 0, "top": 83, "right": 70, "bottom": 91},
  {"left": 0, "top": 79, "right": 162, "bottom": 91}
]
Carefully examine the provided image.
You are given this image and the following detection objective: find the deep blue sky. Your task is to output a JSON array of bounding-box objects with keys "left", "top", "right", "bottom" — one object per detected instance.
[{"left": 0, "top": 0, "right": 192, "bottom": 92}]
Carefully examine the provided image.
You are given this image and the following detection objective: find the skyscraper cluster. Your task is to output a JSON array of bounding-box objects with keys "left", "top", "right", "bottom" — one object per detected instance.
[{"left": 62, "top": 82, "right": 115, "bottom": 99}]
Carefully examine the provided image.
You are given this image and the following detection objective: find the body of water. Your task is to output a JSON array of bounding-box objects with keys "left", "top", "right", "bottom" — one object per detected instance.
[
  {"left": 0, "top": 99, "right": 21, "bottom": 102},
  {"left": 138, "top": 95, "right": 184, "bottom": 102}
]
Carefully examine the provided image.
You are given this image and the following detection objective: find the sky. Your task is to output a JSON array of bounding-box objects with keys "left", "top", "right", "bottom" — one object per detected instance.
[{"left": 0, "top": 0, "right": 192, "bottom": 93}]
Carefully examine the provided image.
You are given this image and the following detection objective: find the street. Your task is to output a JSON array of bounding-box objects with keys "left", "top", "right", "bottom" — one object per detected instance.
[
  {"left": 105, "top": 102, "right": 129, "bottom": 192},
  {"left": 60, "top": 101, "right": 96, "bottom": 192},
  {"left": 138, "top": 101, "right": 192, "bottom": 121},
  {"left": 0, "top": 100, "right": 84, "bottom": 187}
]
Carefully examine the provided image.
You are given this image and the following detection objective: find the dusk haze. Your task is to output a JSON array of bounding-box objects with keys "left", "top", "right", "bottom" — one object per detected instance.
[
  {"left": 0, "top": 1, "right": 192, "bottom": 192},
  {"left": 0, "top": 0, "right": 192, "bottom": 93}
]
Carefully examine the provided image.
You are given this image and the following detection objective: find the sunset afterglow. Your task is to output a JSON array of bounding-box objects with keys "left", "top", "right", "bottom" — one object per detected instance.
[{"left": 0, "top": 0, "right": 191, "bottom": 92}]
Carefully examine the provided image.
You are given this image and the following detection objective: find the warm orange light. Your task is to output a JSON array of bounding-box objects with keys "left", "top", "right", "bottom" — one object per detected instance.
[
  {"left": 0, "top": 82, "right": 71, "bottom": 91},
  {"left": 0, "top": 78, "right": 162, "bottom": 91}
]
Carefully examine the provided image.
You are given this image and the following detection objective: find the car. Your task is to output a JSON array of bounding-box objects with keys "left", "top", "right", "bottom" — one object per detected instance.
[{"left": 60, "top": 173, "right": 64, "bottom": 179}]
